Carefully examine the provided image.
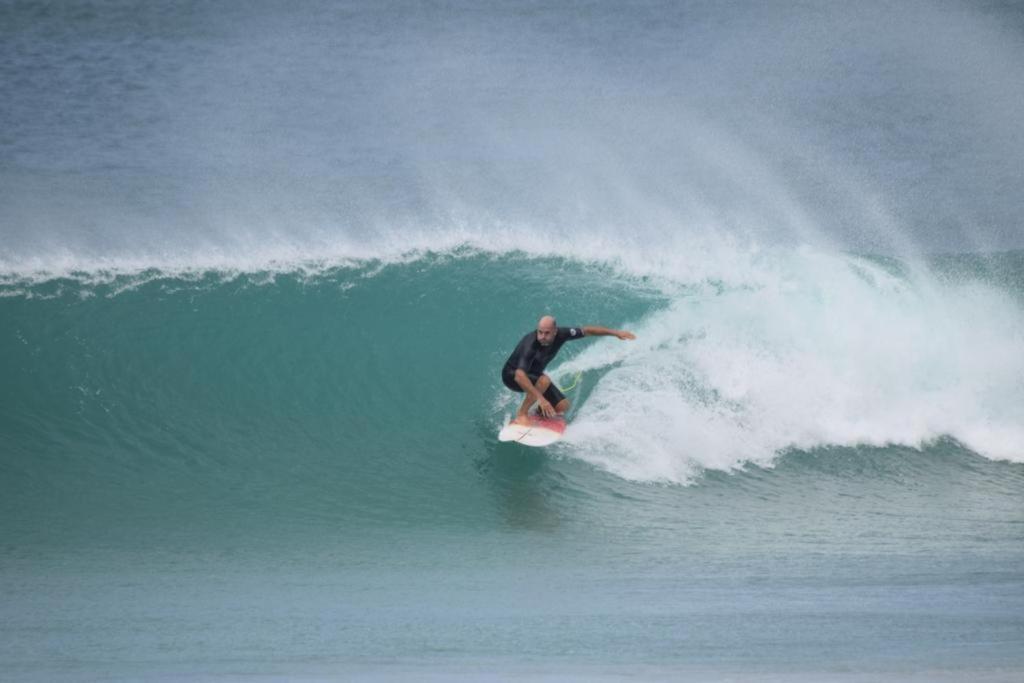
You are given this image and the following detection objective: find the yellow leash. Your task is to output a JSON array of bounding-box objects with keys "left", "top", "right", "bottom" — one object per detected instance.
[{"left": 559, "top": 371, "right": 583, "bottom": 393}]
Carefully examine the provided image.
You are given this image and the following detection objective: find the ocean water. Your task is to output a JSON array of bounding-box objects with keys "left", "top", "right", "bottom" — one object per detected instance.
[{"left": 2, "top": 1, "right": 1024, "bottom": 681}]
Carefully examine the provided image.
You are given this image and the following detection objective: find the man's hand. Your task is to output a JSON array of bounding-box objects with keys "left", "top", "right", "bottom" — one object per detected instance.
[
  {"left": 539, "top": 399, "right": 556, "bottom": 418},
  {"left": 616, "top": 330, "right": 636, "bottom": 340}
]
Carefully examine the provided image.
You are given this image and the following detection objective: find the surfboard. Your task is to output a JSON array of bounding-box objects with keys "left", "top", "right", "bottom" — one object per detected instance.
[{"left": 497, "top": 414, "right": 567, "bottom": 447}]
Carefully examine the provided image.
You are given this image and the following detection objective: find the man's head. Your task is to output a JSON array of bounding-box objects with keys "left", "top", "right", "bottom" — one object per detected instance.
[{"left": 536, "top": 316, "right": 557, "bottom": 346}]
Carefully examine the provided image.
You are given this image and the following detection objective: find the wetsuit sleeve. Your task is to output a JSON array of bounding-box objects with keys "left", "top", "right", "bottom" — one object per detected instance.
[{"left": 557, "top": 326, "right": 586, "bottom": 341}]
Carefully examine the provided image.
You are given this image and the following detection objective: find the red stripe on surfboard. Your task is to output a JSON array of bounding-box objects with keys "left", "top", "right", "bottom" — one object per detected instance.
[{"left": 510, "top": 415, "right": 566, "bottom": 434}]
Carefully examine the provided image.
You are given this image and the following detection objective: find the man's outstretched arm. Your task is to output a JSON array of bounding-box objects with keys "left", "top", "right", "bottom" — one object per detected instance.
[{"left": 582, "top": 326, "right": 636, "bottom": 340}]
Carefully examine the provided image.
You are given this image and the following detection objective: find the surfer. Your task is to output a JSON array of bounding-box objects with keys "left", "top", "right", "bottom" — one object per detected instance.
[{"left": 502, "top": 316, "right": 635, "bottom": 424}]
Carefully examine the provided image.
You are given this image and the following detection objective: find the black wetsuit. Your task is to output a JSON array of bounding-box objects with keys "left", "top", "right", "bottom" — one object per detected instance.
[{"left": 501, "top": 326, "right": 585, "bottom": 406}]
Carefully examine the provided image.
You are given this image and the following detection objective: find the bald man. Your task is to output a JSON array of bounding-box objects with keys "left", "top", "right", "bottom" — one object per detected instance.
[{"left": 502, "top": 316, "right": 635, "bottom": 424}]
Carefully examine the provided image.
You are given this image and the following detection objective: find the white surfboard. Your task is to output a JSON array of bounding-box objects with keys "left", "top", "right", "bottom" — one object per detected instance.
[{"left": 497, "top": 414, "right": 567, "bottom": 447}]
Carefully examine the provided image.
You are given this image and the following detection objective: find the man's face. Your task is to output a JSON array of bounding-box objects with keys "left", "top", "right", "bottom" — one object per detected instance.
[{"left": 536, "top": 323, "right": 556, "bottom": 346}]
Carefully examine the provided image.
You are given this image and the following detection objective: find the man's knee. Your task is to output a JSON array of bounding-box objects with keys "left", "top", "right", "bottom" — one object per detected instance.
[
  {"left": 555, "top": 399, "right": 570, "bottom": 414},
  {"left": 536, "top": 374, "right": 551, "bottom": 390}
]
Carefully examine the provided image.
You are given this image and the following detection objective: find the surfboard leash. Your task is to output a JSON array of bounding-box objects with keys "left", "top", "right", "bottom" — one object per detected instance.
[{"left": 559, "top": 371, "right": 583, "bottom": 393}]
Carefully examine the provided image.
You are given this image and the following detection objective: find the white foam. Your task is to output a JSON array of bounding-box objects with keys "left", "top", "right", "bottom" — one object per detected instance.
[{"left": 557, "top": 247, "right": 1024, "bottom": 482}]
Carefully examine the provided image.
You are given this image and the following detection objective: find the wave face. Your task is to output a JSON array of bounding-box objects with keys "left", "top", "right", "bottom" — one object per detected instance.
[{"left": 3, "top": 248, "right": 1023, "bottom": 539}]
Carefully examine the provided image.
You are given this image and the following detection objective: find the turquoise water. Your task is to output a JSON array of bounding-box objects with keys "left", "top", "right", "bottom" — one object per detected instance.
[
  {"left": 3, "top": 0, "right": 1024, "bottom": 679},
  {"left": 3, "top": 251, "right": 1024, "bottom": 680}
]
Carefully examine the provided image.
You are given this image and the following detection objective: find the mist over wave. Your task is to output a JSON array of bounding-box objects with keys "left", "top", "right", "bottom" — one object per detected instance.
[{"left": 2, "top": 0, "right": 1024, "bottom": 274}]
